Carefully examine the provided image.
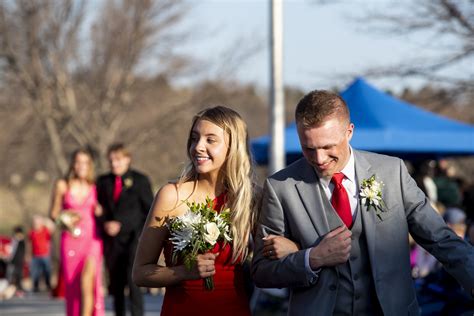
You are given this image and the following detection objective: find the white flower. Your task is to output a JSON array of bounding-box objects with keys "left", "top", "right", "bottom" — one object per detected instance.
[
  {"left": 370, "top": 181, "right": 382, "bottom": 193},
  {"left": 360, "top": 175, "right": 386, "bottom": 219},
  {"left": 360, "top": 187, "right": 381, "bottom": 206},
  {"left": 214, "top": 213, "right": 232, "bottom": 242},
  {"left": 181, "top": 210, "right": 202, "bottom": 227},
  {"left": 203, "top": 222, "right": 220, "bottom": 245},
  {"left": 124, "top": 178, "right": 133, "bottom": 189},
  {"left": 223, "top": 230, "right": 232, "bottom": 242}
]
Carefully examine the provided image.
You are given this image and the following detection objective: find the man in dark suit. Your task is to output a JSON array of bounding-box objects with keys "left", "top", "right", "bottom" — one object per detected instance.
[
  {"left": 252, "top": 90, "right": 474, "bottom": 315},
  {"left": 97, "top": 143, "right": 153, "bottom": 316}
]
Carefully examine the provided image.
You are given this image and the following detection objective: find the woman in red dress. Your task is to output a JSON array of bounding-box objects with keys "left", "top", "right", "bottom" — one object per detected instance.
[{"left": 132, "top": 106, "right": 259, "bottom": 315}]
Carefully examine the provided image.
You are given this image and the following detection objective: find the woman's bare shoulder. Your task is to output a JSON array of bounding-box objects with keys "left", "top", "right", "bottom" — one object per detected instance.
[
  {"left": 155, "top": 183, "right": 179, "bottom": 210},
  {"left": 55, "top": 179, "right": 68, "bottom": 194},
  {"left": 155, "top": 181, "right": 195, "bottom": 214}
]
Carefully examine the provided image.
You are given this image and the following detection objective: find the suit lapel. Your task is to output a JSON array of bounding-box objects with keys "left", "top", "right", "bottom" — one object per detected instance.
[
  {"left": 295, "top": 160, "right": 330, "bottom": 237},
  {"left": 354, "top": 151, "right": 377, "bottom": 275}
]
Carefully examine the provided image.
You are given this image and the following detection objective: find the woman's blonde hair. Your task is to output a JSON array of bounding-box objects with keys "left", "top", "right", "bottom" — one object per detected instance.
[
  {"left": 179, "top": 106, "right": 257, "bottom": 263},
  {"left": 66, "top": 148, "right": 95, "bottom": 184}
]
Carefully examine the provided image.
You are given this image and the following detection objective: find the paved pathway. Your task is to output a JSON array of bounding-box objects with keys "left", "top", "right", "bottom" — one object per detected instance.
[{"left": 0, "top": 292, "right": 163, "bottom": 316}]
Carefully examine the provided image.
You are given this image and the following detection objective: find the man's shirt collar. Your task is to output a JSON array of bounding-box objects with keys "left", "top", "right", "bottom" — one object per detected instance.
[{"left": 318, "top": 147, "right": 355, "bottom": 187}]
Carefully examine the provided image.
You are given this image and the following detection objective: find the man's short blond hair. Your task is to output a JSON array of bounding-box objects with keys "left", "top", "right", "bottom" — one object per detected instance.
[{"left": 107, "top": 143, "right": 131, "bottom": 158}]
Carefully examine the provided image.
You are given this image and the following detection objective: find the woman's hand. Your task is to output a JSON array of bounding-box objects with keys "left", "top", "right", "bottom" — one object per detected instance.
[
  {"left": 104, "top": 220, "right": 122, "bottom": 237},
  {"left": 262, "top": 235, "right": 300, "bottom": 260},
  {"left": 94, "top": 204, "right": 103, "bottom": 217},
  {"left": 190, "top": 252, "right": 219, "bottom": 280}
]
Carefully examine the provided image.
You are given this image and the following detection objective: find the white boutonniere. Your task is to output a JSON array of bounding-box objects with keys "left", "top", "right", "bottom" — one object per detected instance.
[
  {"left": 124, "top": 177, "right": 133, "bottom": 189},
  {"left": 360, "top": 175, "right": 386, "bottom": 220}
]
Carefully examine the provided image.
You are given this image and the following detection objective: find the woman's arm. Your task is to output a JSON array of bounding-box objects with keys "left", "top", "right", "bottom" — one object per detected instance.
[
  {"left": 132, "top": 183, "right": 217, "bottom": 288},
  {"left": 49, "top": 179, "right": 67, "bottom": 221}
]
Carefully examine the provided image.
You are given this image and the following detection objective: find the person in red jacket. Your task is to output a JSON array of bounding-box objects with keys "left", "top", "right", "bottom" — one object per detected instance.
[{"left": 28, "top": 215, "right": 54, "bottom": 292}]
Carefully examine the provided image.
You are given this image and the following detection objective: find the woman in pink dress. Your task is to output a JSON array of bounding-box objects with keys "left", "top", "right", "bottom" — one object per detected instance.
[{"left": 49, "top": 149, "right": 104, "bottom": 316}]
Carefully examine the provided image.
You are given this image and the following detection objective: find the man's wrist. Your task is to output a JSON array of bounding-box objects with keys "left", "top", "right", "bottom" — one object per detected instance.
[
  {"left": 304, "top": 248, "right": 321, "bottom": 285},
  {"left": 309, "top": 246, "right": 323, "bottom": 270}
]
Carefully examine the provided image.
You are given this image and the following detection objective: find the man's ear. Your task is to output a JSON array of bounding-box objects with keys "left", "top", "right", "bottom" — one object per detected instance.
[{"left": 346, "top": 123, "right": 354, "bottom": 141}]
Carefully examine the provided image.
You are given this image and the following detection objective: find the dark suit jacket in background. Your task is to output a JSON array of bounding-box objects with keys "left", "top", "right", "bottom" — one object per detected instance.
[
  {"left": 97, "top": 169, "right": 153, "bottom": 251},
  {"left": 96, "top": 169, "right": 153, "bottom": 316}
]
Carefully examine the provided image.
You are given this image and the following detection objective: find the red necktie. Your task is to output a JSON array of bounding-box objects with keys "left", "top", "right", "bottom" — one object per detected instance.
[
  {"left": 331, "top": 172, "right": 353, "bottom": 229},
  {"left": 113, "top": 176, "right": 122, "bottom": 203}
]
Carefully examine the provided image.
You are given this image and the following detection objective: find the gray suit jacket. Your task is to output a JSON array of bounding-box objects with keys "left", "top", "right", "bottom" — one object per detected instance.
[{"left": 252, "top": 150, "right": 474, "bottom": 316}]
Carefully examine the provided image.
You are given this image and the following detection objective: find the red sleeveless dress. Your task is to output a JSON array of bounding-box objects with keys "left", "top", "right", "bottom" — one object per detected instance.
[{"left": 160, "top": 194, "right": 251, "bottom": 316}]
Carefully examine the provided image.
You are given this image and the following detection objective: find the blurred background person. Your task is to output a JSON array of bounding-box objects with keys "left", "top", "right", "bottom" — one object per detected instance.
[
  {"left": 458, "top": 178, "right": 474, "bottom": 223},
  {"left": 28, "top": 214, "right": 54, "bottom": 293},
  {"left": 7, "top": 226, "right": 26, "bottom": 298},
  {"left": 443, "top": 207, "right": 467, "bottom": 239},
  {"left": 434, "top": 159, "right": 462, "bottom": 209},
  {"left": 411, "top": 160, "right": 440, "bottom": 279},
  {"left": 416, "top": 207, "right": 473, "bottom": 315},
  {"left": 49, "top": 148, "right": 104, "bottom": 316},
  {"left": 413, "top": 160, "right": 438, "bottom": 206},
  {"left": 467, "top": 223, "right": 474, "bottom": 246},
  {"left": 97, "top": 144, "right": 153, "bottom": 316}
]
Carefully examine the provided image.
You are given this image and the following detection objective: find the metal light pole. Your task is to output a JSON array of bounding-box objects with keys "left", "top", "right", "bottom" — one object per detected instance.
[{"left": 269, "top": 0, "right": 285, "bottom": 175}]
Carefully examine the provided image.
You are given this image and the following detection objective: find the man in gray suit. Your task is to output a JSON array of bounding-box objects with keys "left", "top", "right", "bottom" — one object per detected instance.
[{"left": 252, "top": 90, "right": 474, "bottom": 315}]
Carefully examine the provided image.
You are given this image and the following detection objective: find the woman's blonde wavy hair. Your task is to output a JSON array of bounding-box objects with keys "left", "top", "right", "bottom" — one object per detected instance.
[
  {"left": 66, "top": 149, "right": 95, "bottom": 184},
  {"left": 179, "top": 106, "right": 258, "bottom": 263}
]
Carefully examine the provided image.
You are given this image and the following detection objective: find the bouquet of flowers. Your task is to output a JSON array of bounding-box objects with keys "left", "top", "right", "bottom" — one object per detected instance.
[
  {"left": 56, "top": 211, "right": 82, "bottom": 237},
  {"left": 168, "top": 197, "right": 232, "bottom": 290}
]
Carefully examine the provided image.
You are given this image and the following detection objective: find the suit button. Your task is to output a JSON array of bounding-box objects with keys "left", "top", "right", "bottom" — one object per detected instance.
[
  {"left": 329, "top": 284, "right": 337, "bottom": 291},
  {"left": 353, "top": 274, "right": 359, "bottom": 281},
  {"left": 355, "top": 293, "right": 361, "bottom": 300},
  {"left": 350, "top": 256, "right": 357, "bottom": 261}
]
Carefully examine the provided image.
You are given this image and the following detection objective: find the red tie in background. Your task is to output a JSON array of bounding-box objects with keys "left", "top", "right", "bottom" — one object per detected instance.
[
  {"left": 331, "top": 172, "right": 353, "bottom": 229},
  {"left": 113, "top": 176, "right": 122, "bottom": 203}
]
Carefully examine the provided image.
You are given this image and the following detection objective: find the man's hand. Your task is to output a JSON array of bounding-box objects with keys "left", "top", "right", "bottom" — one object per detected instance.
[
  {"left": 104, "top": 220, "right": 122, "bottom": 237},
  {"left": 309, "top": 225, "right": 352, "bottom": 270}
]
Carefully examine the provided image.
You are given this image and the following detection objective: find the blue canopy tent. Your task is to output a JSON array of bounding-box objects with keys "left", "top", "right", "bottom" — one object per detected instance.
[{"left": 251, "top": 77, "right": 474, "bottom": 165}]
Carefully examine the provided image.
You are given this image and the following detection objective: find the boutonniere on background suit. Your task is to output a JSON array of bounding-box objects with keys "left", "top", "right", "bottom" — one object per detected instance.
[
  {"left": 123, "top": 177, "right": 133, "bottom": 189},
  {"left": 360, "top": 175, "right": 386, "bottom": 220}
]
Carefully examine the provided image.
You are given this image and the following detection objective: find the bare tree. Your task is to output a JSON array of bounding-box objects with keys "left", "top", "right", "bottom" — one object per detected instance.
[
  {"left": 359, "top": 0, "right": 473, "bottom": 94},
  {"left": 0, "top": 0, "right": 189, "bottom": 176}
]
